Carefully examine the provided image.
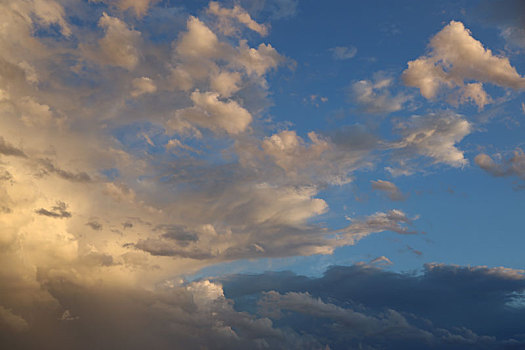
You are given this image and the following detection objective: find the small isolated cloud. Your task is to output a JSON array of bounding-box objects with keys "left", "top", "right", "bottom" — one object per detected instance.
[
  {"left": 330, "top": 46, "right": 357, "bottom": 60},
  {"left": 475, "top": 149, "right": 525, "bottom": 180},
  {"left": 59, "top": 310, "right": 79, "bottom": 321},
  {"left": 371, "top": 179, "right": 405, "bottom": 201},
  {"left": 86, "top": 220, "right": 103, "bottom": 231},
  {"left": 351, "top": 76, "right": 409, "bottom": 114},
  {"left": 403, "top": 21, "right": 525, "bottom": 109},
  {"left": 406, "top": 245, "right": 423, "bottom": 256},
  {"left": 35, "top": 201, "right": 72, "bottom": 218},
  {"left": 370, "top": 255, "right": 393, "bottom": 266}
]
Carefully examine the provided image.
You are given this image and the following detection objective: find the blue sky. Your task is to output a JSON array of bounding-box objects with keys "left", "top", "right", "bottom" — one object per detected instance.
[{"left": 0, "top": 0, "right": 524, "bottom": 349}]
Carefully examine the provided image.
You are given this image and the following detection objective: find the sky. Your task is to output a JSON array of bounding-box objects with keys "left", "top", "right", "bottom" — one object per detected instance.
[{"left": 0, "top": 0, "right": 524, "bottom": 349}]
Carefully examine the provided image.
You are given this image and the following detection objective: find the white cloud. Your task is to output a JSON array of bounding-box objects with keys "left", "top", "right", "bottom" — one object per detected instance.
[
  {"left": 98, "top": 13, "right": 142, "bottom": 69},
  {"left": 235, "top": 41, "right": 284, "bottom": 77},
  {"left": 130, "top": 77, "right": 157, "bottom": 97},
  {"left": 169, "top": 90, "right": 252, "bottom": 135},
  {"left": 403, "top": 21, "right": 525, "bottom": 108},
  {"left": 391, "top": 112, "right": 471, "bottom": 167},
  {"left": 210, "top": 71, "right": 242, "bottom": 97},
  {"left": 174, "top": 16, "right": 223, "bottom": 60}
]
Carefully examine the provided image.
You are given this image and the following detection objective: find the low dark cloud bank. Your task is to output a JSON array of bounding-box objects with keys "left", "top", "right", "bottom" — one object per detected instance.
[{"left": 221, "top": 263, "right": 525, "bottom": 349}]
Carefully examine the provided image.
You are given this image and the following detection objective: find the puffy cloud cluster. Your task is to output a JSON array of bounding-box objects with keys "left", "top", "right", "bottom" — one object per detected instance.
[
  {"left": 403, "top": 21, "right": 525, "bottom": 108},
  {"left": 1, "top": 1, "right": 519, "bottom": 348}
]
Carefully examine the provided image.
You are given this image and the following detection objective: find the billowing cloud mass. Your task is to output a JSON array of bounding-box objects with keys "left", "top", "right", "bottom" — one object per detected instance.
[
  {"left": 0, "top": 0, "right": 523, "bottom": 348},
  {"left": 403, "top": 21, "right": 525, "bottom": 108}
]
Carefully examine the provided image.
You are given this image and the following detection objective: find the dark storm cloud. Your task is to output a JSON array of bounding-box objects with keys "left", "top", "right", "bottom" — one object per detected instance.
[{"left": 220, "top": 264, "right": 525, "bottom": 349}]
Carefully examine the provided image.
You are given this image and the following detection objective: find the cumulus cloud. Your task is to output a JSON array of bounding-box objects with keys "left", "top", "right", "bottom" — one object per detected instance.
[
  {"left": 403, "top": 21, "right": 525, "bottom": 108},
  {"left": 169, "top": 90, "right": 252, "bottom": 135},
  {"left": 371, "top": 179, "right": 405, "bottom": 201},
  {"left": 97, "top": 13, "right": 142, "bottom": 69}
]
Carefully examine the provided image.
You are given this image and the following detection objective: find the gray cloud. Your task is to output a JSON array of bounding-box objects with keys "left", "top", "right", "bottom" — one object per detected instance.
[
  {"left": 220, "top": 264, "right": 525, "bottom": 349},
  {"left": 0, "top": 137, "right": 26, "bottom": 158},
  {"left": 38, "top": 159, "right": 92, "bottom": 183},
  {"left": 475, "top": 149, "right": 525, "bottom": 182},
  {"left": 371, "top": 179, "right": 405, "bottom": 201},
  {"left": 86, "top": 220, "right": 103, "bottom": 231},
  {"left": 35, "top": 201, "right": 72, "bottom": 218}
]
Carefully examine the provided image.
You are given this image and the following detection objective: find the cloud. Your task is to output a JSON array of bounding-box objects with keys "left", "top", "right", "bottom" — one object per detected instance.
[
  {"left": 35, "top": 201, "right": 72, "bottom": 218},
  {"left": 475, "top": 149, "right": 525, "bottom": 180},
  {"left": 32, "top": 0, "right": 72, "bottom": 37},
  {"left": 169, "top": 90, "right": 252, "bottom": 135},
  {"left": 97, "top": 13, "right": 142, "bottom": 69},
  {"left": 351, "top": 76, "right": 409, "bottom": 114},
  {"left": 130, "top": 77, "right": 157, "bottom": 97},
  {"left": 371, "top": 179, "right": 405, "bottom": 201},
  {"left": 403, "top": 21, "right": 525, "bottom": 108},
  {"left": 390, "top": 112, "right": 471, "bottom": 168},
  {"left": 220, "top": 263, "right": 525, "bottom": 349},
  {"left": 370, "top": 255, "right": 393, "bottom": 266},
  {"left": 0, "top": 305, "right": 29, "bottom": 332},
  {"left": 330, "top": 46, "right": 357, "bottom": 60},
  {"left": 86, "top": 220, "right": 103, "bottom": 231},
  {"left": 0, "top": 137, "right": 26, "bottom": 158},
  {"left": 117, "top": 0, "right": 160, "bottom": 17},
  {"left": 207, "top": 1, "right": 268, "bottom": 36},
  {"left": 239, "top": 0, "right": 298, "bottom": 20},
  {"left": 38, "top": 159, "right": 92, "bottom": 183}
]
